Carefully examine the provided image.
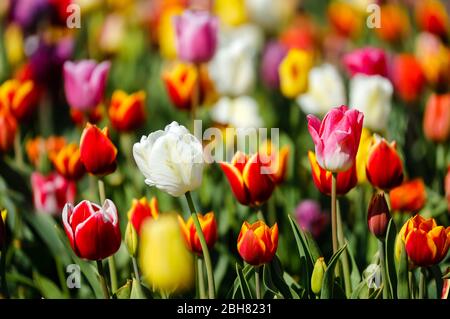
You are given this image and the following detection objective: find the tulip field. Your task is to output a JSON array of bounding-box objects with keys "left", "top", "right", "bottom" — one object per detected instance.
[{"left": 0, "top": 0, "right": 450, "bottom": 303}]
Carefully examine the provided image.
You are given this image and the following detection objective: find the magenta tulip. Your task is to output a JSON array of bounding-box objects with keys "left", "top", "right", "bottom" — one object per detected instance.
[
  {"left": 173, "top": 10, "right": 218, "bottom": 63},
  {"left": 307, "top": 105, "right": 364, "bottom": 172},
  {"left": 63, "top": 60, "right": 111, "bottom": 111},
  {"left": 343, "top": 47, "right": 388, "bottom": 78}
]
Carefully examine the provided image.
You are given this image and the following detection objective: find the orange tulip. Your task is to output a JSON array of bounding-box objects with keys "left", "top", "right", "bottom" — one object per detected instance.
[
  {"left": 397, "top": 214, "right": 450, "bottom": 267},
  {"left": 308, "top": 151, "right": 357, "bottom": 196},
  {"left": 108, "top": 90, "right": 146, "bottom": 132},
  {"left": 26, "top": 136, "right": 66, "bottom": 167},
  {"left": 0, "top": 110, "right": 17, "bottom": 153},
  {"left": 423, "top": 93, "right": 450, "bottom": 143},
  {"left": 127, "top": 197, "right": 159, "bottom": 235},
  {"left": 415, "top": 0, "right": 449, "bottom": 38},
  {"left": 79, "top": 123, "right": 117, "bottom": 176},
  {"left": 51, "top": 143, "right": 86, "bottom": 180},
  {"left": 392, "top": 54, "right": 425, "bottom": 103},
  {"left": 0, "top": 79, "right": 39, "bottom": 121},
  {"left": 259, "top": 141, "right": 290, "bottom": 185},
  {"left": 178, "top": 212, "right": 217, "bottom": 255},
  {"left": 237, "top": 220, "right": 278, "bottom": 266},
  {"left": 375, "top": 4, "right": 410, "bottom": 43},
  {"left": 366, "top": 136, "right": 404, "bottom": 191},
  {"left": 162, "top": 63, "right": 198, "bottom": 110},
  {"left": 327, "top": 1, "right": 362, "bottom": 38},
  {"left": 220, "top": 151, "right": 276, "bottom": 207},
  {"left": 390, "top": 179, "right": 427, "bottom": 213}
]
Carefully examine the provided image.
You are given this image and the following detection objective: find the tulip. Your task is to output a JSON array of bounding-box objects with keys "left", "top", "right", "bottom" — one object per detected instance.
[
  {"left": 279, "top": 18, "right": 317, "bottom": 52},
  {"left": 133, "top": 121, "right": 204, "bottom": 197},
  {"left": 5, "top": 23, "right": 24, "bottom": 67},
  {"left": 390, "top": 179, "right": 427, "bottom": 213},
  {"left": 237, "top": 220, "right": 278, "bottom": 266},
  {"left": 173, "top": 10, "right": 218, "bottom": 64},
  {"left": 51, "top": 144, "right": 86, "bottom": 181},
  {"left": 415, "top": 0, "right": 448, "bottom": 38},
  {"left": 0, "top": 210, "right": 7, "bottom": 248},
  {"left": 396, "top": 215, "right": 450, "bottom": 267},
  {"left": 349, "top": 74, "right": 393, "bottom": 133},
  {"left": 311, "top": 257, "right": 326, "bottom": 295},
  {"left": 375, "top": 4, "right": 410, "bottom": 43},
  {"left": 158, "top": 5, "right": 184, "bottom": 60},
  {"left": 63, "top": 60, "right": 111, "bottom": 111},
  {"left": 127, "top": 197, "right": 159, "bottom": 235},
  {"left": 79, "top": 123, "right": 118, "bottom": 176},
  {"left": 260, "top": 41, "right": 288, "bottom": 89},
  {"left": 26, "top": 136, "right": 66, "bottom": 168},
  {"left": 355, "top": 128, "right": 374, "bottom": 184},
  {"left": 392, "top": 54, "right": 425, "bottom": 103},
  {"left": 343, "top": 47, "right": 388, "bottom": 78},
  {"left": 31, "top": 172, "right": 76, "bottom": 215},
  {"left": 178, "top": 212, "right": 217, "bottom": 255},
  {"left": 366, "top": 136, "right": 404, "bottom": 191},
  {"left": 108, "top": 90, "right": 146, "bottom": 132},
  {"left": 308, "top": 151, "right": 357, "bottom": 196},
  {"left": 98, "top": 14, "right": 125, "bottom": 56},
  {"left": 70, "top": 104, "right": 103, "bottom": 127},
  {"left": 62, "top": 199, "right": 121, "bottom": 260},
  {"left": 367, "top": 192, "right": 391, "bottom": 239},
  {"left": 210, "top": 96, "right": 263, "bottom": 129},
  {"left": 10, "top": 0, "right": 49, "bottom": 30},
  {"left": 139, "top": 213, "right": 194, "bottom": 293},
  {"left": 0, "top": 110, "right": 17, "bottom": 153},
  {"left": 295, "top": 199, "right": 329, "bottom": 238},
  {"left": 244, "top": 0, "right": 297, "bottom": 32},
  {"left": 259, "top": 141, "right": 289, "bottom": 184},
  {"left": 124, "top": 221, "right": 138, "bottom": 257},
  {"left": 220, "top": 151, "right": 276, "bottom": 207},
  {"left": 0, "top": 79, "right": 38, "bottom": 121},
  {"left": 297, "top": 63, "right": 346, "bottom": 116},
  {"left": 279, "top": 49, "right": 313, "bottom": 98},
  {"left": 327, "top": 1, "right": 363, "bottom": 38},
  {"left": 423, "top": 93, "right": 450, "bottom": 143},
  {"left": 214, "top": 0, "right": 248, "bottom": 27},
  {"left": 162, "top": 63, "right": 198, "bottom": 110},
  {"left": 307, "top": 105, "right": 364, "bottom": 173}
]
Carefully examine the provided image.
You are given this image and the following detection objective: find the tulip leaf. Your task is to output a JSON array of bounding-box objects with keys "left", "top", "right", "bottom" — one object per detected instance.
[
  {"left": 368, "top": 287, "right": 383, "bottom": 299},
  {"left": 283, "top": 272, "right": 305, "bottom": 299},
  {"left": 130, "top": 278, "right": 146, "bottom": 299},
  {"left": 345, "top": 241, "right": 361, "bottom": 289},
  {"left": 229, "top": 264, "right": 254, "bottom": 298},
  {"left": 396, "top": 240, "right": 410, "bottom": 299},
  {"left": 262, "top": 264, "right": 279, "bottom": 297},
  {"left": 320, "top": 244, "right": 347, "bottom": 299},
  {"left": 235, "top": 263, "right": 253, "bottom": 299},
  {"left": 33, "top": 271, "right": 65, "bottom": 299},
  {"left": 115, "top": 280, "right": 132, "bottom": 299},
  {"left": 430, "top": 265, "right": 443, "bottom": 298},
  {"left": 268, "top": 256, "right": 293, "bottom": 299},
  {"left": 385, "top": 219, "right": 397, "bottom": 299},
  {"left": 351, "top": 281, "right": 368, "bottom": 299}
]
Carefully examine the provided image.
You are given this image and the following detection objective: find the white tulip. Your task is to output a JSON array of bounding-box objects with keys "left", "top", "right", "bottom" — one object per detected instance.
[
  {"left": 210, "top": 96, "right": 263, "bottom": 129},
  {"left": 244, "top": 0, "right": 298, "bottom": 32},
  {"left": 349, "top": 74, "right": 393, "bottom": 132},
  {"left": 133, "top": 122, "right": 204, "bottom": 197},
  {"left": 297, "top": 63, "right": 346, "bottom": 116}
]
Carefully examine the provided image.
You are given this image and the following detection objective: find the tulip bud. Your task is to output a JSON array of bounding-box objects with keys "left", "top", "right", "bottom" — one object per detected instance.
[
  {"left": 415, "top": 0, "right": 449, "bottom": 38},
  {"left": 367, "top": 192, "right": 391, "bottom": 239},
  {"left": 125, "top": 221, "right": 138, "bottom": 257},
  {"left": 375, "top": 4, "right": 410, "bottom": 43},
  {"left": 311, "top": 257, "right": 326, "bottom": 295},
  {"left": 392, "top": 54, "right": 425, "bottom": 103}
]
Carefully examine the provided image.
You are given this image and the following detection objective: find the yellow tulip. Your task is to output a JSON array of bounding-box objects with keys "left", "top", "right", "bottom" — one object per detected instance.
[
  {"left": 158, "top": 6, "right": 184, "bottom": 60},
  {"left": 5, "top": 24, "right": 24, "bottom": 66},
  {"left": 355, "top": 128, "right": 374, "bottom": 184},
  {"left": 214, "top": 0, "right": 247, "bottom": 27},
  {"left": 279, "top": 49, "right": 313, "bottom": 98}
]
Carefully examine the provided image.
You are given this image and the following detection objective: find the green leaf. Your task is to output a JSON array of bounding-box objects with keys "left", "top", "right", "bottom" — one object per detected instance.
[
  {"left": 33, "top": 272, "right": 65, "bottom": 299},
  {"left": 320, "top": 244, "right": 347, "bottom": 299},
  {"left": 283, "top": 272, "right": 305, "bottom": 299},
  {"left": 430, "top": 265, "right": 443, "bottom": 298},
  {"left": 130, "top": 278, "right": 146, "bottom": 299},
  {"left": 235, "top": 263, "right": 253, "bottom": 299},
  {"left": 351, "top": 281, "right": 368, "bottom": 299},
  {"left": 368, "top": 287, "right": 383, "bottom": 299},
  {"left": 384, "top": 219, "right": 397, "bottom": 299},
  {"left": 269, "top": 256, "right": 293, "bottom": 299},
  {"left": 115, "top": 280, "right": 132, "bottom": 299},
  {"left": 262, "top": 264, "right": 279, "bottom": 297},
  {"left": 229, "top": 264, "right": 253, "bottom": 298},
  {"left": 396, "top": 239, "right": 410, "bottom": 299},
  {"left": 346, "top": 241, "right": 361, "bottom": 289}
]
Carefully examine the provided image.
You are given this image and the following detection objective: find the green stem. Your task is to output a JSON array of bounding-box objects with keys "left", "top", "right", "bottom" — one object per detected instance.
[
  {"left": 197, "top": 257, "right": 206, "bottom": 299},
  {"left": 331, "top": 174, "right": 338, "bottom": 254},
  {"left": 13, "top": 128, "right": 24, "bottom": 169},
  {"left": 419, "top": 268, "right": 426, "bottom": 299},
  {"left": 132, "top": 256, "right": 140, "bottom": 282},
  {"left": 336, "top": 204, "right": 351, "bottom": 297},
  {"left": 0, "top": 245, "right": 9, "bottom": 298},
  {"left": 378, "top": 240, "right": 389, "bottom": 299},
  {"left": 56, "top": 256, "right": 69, "bottom": 297},
  {"left": 185, "top": 192, "right": 215, "bottom": 299},
  {"left": 255, "top": 266, "right": 261, "bottom": 299},
  {"left": 96, "top": 260, "right": 111, "bottom": 299},
  {"left": 256, "top": 208, "right": 265, "bottom": 223}
]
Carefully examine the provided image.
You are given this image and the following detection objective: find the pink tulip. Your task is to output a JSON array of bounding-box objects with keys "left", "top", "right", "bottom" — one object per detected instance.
[
  {"left": 343, "top": 47, "right": 388, "bottom": 78},
  {"left": 31, "top": 172, "right": 76, "bottom": 215},
  {"left": 63, "top": 60, "right": 111, "bottom": 111},
  {"left": 307, "top": 105, "right": 364, "bottom": 172},
  {"left": 173, "top": 10, "right": 218, "bottom": 63}
]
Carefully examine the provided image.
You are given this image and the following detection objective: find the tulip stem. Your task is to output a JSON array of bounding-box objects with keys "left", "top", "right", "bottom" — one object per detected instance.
[
  {"left": 96, "top": 260, "right": 111, "bottom": 299},
  {"left": 255, "top": 266, "right": 261, "bottom": 299},
  {"left": 336, "top": 204, "right": 352, "bottom": 297},
  {"left": 132, "top": 256, "right": 140, "bottom": 282},
  {"left": 13, "top": 128, "right": 24, "bottom": 169},
  {"left": 378, "top": 240, "right": 389, "bottom": 299},
  {"left": 419, "top": 268, "right": 426, "bottom": 299},
  {"left": 197, "top": 257, "right": 206, "bottom": 299},
  {"left": 185, "top": 192, "right": 215, "bottom": 299},
  {"left": 331, "top": 174, "right": 338, "bottom": 254}
]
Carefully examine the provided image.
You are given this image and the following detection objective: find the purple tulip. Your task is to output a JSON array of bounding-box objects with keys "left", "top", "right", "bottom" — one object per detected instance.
[
  {"left": 173, "top": 10, "right": 218, "bottom": 63},
  {"left": 63, "top": 60, "right": 111, "bottom": 111},
  {"left": 295, "top": 200, "right": 329, "bottom": 238},
  {"left": 10, "top": 0, "right": 50, "bottom": 30},
  {"left": 260, "top": 41, "right": 288, "bottom": 89}
]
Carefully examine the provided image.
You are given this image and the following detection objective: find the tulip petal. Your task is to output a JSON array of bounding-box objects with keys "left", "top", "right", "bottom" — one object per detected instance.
[
  {"left": 405, "top": 228, "right": 437, "bottom": 267},
  {"left": 220, "top": 161, "right": 249, "bottom": 205},
  {"left": 242, "top": 154, "right": 275, "bottom": 206}
]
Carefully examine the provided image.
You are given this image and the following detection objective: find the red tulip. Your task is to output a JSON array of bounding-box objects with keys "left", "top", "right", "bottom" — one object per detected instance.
[
  {"left": 62, "top": 199, "right": 121, "bottom": 260},
  {"left": 423, "top": 93, "right": 450, "bottom": 143},
  {"left": 367, "top": 192, "right": 391, "bottom": 239},
  {"left": 415, "top": 0, "right": 449, "bottom": 39},
  {"left": 392, "top": 54, "right": 425, "bottom": 103},
  {"left": 127, "top": 197, "right": 159, "bottom": 235},
  {"left": 0, "top": 110, "right": 17, "bottom": 153},
  {"left": 390, "top": 179, "right": 427, "bottom": 213},
  {"left": 108, "top": 90, "right": 146, "bottom": 132}
]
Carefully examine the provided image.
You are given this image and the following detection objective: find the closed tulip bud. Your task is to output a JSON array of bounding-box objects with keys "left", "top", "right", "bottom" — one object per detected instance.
[
  {"left": 220, "top": 151, "right": 275, "bottom": 207},
  {"left": 162, "top": 63, "right": 198, "bottom": 110},
  {"left": 390, "top": 179, "right": 427, "bottom": 213},
  {"left": 367, "top": 192, "right": 391, "bottom": 239},
  {"left": 0, "top": 209, "right": 7, "bottom": 248},
  {"left": 80, "top": 123, "right": 117, "bottom": 176},
  {"left": 311, "top": 257, "right": 326, "bottom": 295},
  {"left": 343, "top": 47, "right": 388, "bottom": 78},
  {"left": 108, "top": 90, "right": 146, "bottom": 132},
  {"left": 307, "top": 105, "right": 364, "bottom": 173},
  {"left": 415, "top": 0, "right": 448, "bottom": 39},
  {"left": 392, "top": 54, "right": 425, "bottom": 103},
  {"left": 279, "top": 49, "right": 313, "bottom": 98},
  {"left": 308, "top": 151, "right": 357, "bottom": 196},
  {"left": 0, "top": 79, "right": 39, "bottom": 121},
  {"left": 139, "top": 213, "right": 194, "bottom": 293},
  {"left": 396, "top": 214, "right": 450, "bottom": 267},
  {"left": 51, "top": 143, "right": 85, "bottom": 180},
  {"left": 127, "top": 197, "right": 159, "bottom": 235},
  {"left": 423, "top": 94, "right": 450, "bottom": 143},
  {"left": 173, "top": 10, "right": 218, "bottom": 64},
  {"left": 0, "top": 110, "right": 17, "bottom": 153},
  {"left": 366, "top": 136, "right": 404, "bottom": 191},
  {"left": 237, "top": 221, "right": 278, "bottom": 266},
  {"left": 125, "top": 221, "right": 138, "bottom": 257},
  {"left": 62, "top": 199, "right": 121, "bottom": 260},
  {"left": 178, "top": 212, "right": 217, "bottom": 255}
]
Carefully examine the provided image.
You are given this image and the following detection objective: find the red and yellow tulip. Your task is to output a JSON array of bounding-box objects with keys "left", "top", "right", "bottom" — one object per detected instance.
[
  {"left": 178, "top": 212, "right": 217, "bottom": 255},
  {"left": 390, "top": 179, "right": 427, "bottom": 213},
  {"left": 108, "top": 90, "right": 146, "bottom": 132},
  {"left": 51, "top": 143, "right": 86, "bottom": 181},
  {"left": 0, "top": 79, "right": 39, "bottom": 121},
  {"left": 127, "top": 197, "right": 159, "bottom": 235},
  {"left": 162, "top": 62, "right": 198, "bottom": 110}
]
